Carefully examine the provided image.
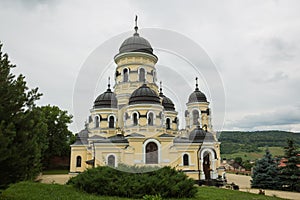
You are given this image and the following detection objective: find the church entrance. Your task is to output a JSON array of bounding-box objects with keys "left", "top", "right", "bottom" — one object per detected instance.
[
  {"left": 146, "top": 142, "right": 158, "bottom": 164},
  {"left": 203, "top": 152, "right": 211, "bottom": 180}
]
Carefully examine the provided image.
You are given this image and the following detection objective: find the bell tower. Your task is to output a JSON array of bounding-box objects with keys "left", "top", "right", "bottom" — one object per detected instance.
[{"left": 185, "top": 77, "right": 212, "bottom": 132}]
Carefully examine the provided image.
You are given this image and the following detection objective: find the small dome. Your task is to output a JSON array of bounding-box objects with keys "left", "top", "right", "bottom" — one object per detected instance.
[
  {"left": 188, "top": 88, "right": 207, "bottom": 103},
  {"left": 158, "top": 82, "right": 175, "bottom": 111},
  {"left": 94, "top": 88, "right": 117, "bottom": 109},
  {"left": 129, "top": 84, "right": 160, "bottom": 105},
  {"left": 119, "top": 34, "right": 154, "bottom": 55},
  {"left": 189, "top": 126, "right": 215, "bottom": 143},
  {"left": 162, "top": 96, "right": 175, "bottom": 111}
]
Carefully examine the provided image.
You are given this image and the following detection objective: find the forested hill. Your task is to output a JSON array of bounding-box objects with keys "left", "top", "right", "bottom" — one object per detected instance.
[{"left": 218, "top": 131, "right": 300, "bottom": 154}]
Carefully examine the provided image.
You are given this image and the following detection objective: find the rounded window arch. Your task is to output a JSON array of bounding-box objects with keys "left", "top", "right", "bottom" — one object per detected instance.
[
  {"left": 94, "top": 115, "right": 100, "bottom": 128},
  {"left": 147, "top": 111, "right": 155, "bottom": 126},
  {"left": 166, "top": 118, "right": 171, "bottom": 130},
  {"left": 143, "top": 139, "right": 161, "bottom": 164},
  {"left": 139, "top": 67, "right": 146, "bottom": 82},
  {"left": 107, "top": 154, "right": 116, "bottom": 167},
  {"left": 76, "top": 156, "right": 82, "bottom": 167},
  {"left": 108, "top": 115, "right": 115, "bottom": 128},
  {"left": 146, "top": 142, "right": 158, "bottom": 164},
  {"left": 183, "top": 154, "right": 189, "bottom": 166},
  {"left": 123, "top": 68, "right": 129, "bottom": 82},
  {"left": 192, "top": 109, "right": 200, "bottom": 125},
  {"left": 132, "top": 112, "right": 139, "bottom": 126}
]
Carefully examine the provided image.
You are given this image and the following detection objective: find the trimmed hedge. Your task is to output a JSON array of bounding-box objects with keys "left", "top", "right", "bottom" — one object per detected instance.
[{"left": 67, "top": 165, "right": 197, "bottom": 198}]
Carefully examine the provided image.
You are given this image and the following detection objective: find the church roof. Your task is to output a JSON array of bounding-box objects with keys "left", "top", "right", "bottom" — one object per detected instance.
[
  {"left": 126, "top": 133, "right": 145, "bottom": 138},
  {"left": 94, "top": 85, "right": 117, "bottom": 109},
  {"left": 71, "top": 128, "right": 89, "bottom": 146},
  {"left": 188, "top": 78, "right": 207, "bottom": 103},
  {"left": 158, "top": 133, "right": 175, "bottom": 138},
  {"left": 129, "top": 84, "right": 161, "bottom": 105},
  {"left": 119, "top": 34, "right": 154, "bottom": 55},
  {"left": 117, "top": 18, "right": 156, "bottom": 57}
]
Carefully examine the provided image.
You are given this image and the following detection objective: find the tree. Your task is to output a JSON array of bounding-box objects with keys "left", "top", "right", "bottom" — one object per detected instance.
[
  {"left": 251, "top": 149, "right": 280, "bottom": 190},
  {"left": 0, "top": 43, "right": 47, "bottom": 189},
  {"left": 39, "top": 105, "right": 73, "bottom": 169},
  {"left": 234, "top": 157, "right": 243, "bottom": 165},
  {"left": 279, "top": 139, "right": 300, "bottom": 191}
]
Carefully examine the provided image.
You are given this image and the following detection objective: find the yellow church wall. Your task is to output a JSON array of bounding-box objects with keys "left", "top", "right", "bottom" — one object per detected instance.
[{"left": 70, "top": 146, "right": 92, "bottom": 173}]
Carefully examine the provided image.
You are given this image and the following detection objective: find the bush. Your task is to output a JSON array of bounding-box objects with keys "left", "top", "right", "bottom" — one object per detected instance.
[{"left": 67, "top": 165, "right": 197, "bottom": 198}]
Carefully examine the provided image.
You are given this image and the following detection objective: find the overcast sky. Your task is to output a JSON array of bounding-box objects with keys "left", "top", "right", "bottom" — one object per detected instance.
[{"left": 1, "top": 0, "right": 300, "bottom": 133}]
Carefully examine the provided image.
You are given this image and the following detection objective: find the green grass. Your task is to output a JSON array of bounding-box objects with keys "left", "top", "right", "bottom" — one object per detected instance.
[
  {"left": 0, "top": 182, "right": 283, "bottom": 200},
  {"left": 221, "top": 147, "right": 285, "bottom": 160},
  {"left": 42, "top": 169, "right": 69, "bottom": 175}
]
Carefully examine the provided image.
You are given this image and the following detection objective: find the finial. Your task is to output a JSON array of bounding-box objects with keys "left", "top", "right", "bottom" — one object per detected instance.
[
  {"left": 108, "top": 77, "right": 111, "bottom": 90},
  {"left": 195, "top": 77, "right": 199, "bottom": 91},
  {"left": 134, "top": 15, "right": 139, "bottom": 36},
  {"left": 159, "top": 81, "right": 164, "bottom": 97}
]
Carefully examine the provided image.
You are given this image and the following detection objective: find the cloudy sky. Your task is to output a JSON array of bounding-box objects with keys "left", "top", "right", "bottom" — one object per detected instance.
[{"left": 1, "top": 0, "right": 300, "bottom": 132}]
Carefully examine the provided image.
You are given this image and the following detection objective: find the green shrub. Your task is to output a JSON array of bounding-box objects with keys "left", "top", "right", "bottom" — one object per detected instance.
[{"left": 67, "top": 165, "right": 197, "bottom": 198}]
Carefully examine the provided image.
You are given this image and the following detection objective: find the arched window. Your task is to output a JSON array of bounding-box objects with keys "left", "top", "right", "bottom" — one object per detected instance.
[
  {"left": 166, "top": 118, "right": 171, "bottom": 130},
  {"left": 192, "top": 110, "right": 200, "bottom": 125},
  {"left": 183, "top": 154, "right": 189, "bottom": 166},
  {"left": 107, "top": 155, "right": 116, "bottom": 167},
  {"left": 76, "top": 156, "right": 82, "bottom": 167},
  {"left": 139, "top": 68, "right": 145, "bottom": 82},
  {"left": 133, "top": 113, "right": 138, "bottom": 126},
  {"left": 123, "top": 68, "right": 128, "bottom": 82},
  {"left": 95, "top": 116, "right": 100, "bottom": 128},
  {"left": 153, "top": 70, "right": 156, "bottom": 82},
  {"left": 146, "top": 142, "right": 158, "bottom": 164},
  {"left": 148, "top": 112, "right": 154, "bottom": 126},
  {"left": 108, "top": 116, "right": 114, "bottom": 128}
]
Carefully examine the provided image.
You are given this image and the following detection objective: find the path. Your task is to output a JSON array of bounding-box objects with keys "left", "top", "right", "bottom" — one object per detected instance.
[{"left": 226, "top": 173, "right": 300, "bottom": 200}]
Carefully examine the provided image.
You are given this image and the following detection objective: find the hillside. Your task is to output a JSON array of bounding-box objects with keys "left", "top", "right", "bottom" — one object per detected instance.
[{"left": 218, "top": 131, "right": 300, "bottom": 160}]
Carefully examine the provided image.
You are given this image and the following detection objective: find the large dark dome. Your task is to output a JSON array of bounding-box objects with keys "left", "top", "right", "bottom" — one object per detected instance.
[
  {"left": 94, "top": 88, "right": 117, "bottom": 109},
  {"left": 119, "top": 33, "right": 154, "bottom": 55},
  {"left": 188, "top": 88, "right": 207, "bottom": 103},
  {"left": 129, "top": 84, "right": 160, "bottom": 105}
]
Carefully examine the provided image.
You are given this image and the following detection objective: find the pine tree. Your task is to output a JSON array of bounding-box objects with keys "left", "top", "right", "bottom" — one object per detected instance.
[
  {"left": 279, "top": 139, "right": 300, "bottom": 192},
  {"left": 251, "top": 149, "right": 280, "bottom": 190},
  {"left": 0, "top": 43, "right": 47, "bottom": 189}
]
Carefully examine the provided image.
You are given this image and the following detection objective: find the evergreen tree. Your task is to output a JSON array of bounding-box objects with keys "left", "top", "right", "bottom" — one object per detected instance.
[
  {"left": 251, "top": 149, "right": 280, "bottom": 190},
  {"left": 39, "top": 105, "right": 73, "bottom": 169},
  {"left": 0, "top": 43, "right": 47, "bottom": 189},
  {"left": 279, "top": 139, "right": 300, "bottom": 191}
]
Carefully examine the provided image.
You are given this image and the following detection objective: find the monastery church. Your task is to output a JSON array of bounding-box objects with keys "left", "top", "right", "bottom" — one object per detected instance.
[{"left": 70, "top": 19, "right": 222, "bottom": 181}]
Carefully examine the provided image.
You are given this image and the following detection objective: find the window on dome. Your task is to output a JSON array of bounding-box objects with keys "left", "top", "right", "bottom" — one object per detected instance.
[
  {"left": 148, "top": 112, "right": 154, "bottom": 126},
  {"left": 76, "top": 156, "right": 82, "bottom": 167},
  {"left": 192, "top": 110, "right": 200, "bottom": 125},
  {"left": 183, "top": 154, "right": 189, "bottom": 166},
  {"left": 133, "top": 113, "right": 138, "bottom": 126},
  {"left": 108, "top": 116, "right": 114, "bottom": 128},
  {"left": 139, "top": 68, "right": 145, "bottom": 82},
  {"left": 123, "top": 68, "right": 129, "bottom": 82},
  {"left": 166, "top": 118, "right": 171, "bottom": 130},
  {"left": 107, "top": 155, "right": 116, "bottom": 167}
]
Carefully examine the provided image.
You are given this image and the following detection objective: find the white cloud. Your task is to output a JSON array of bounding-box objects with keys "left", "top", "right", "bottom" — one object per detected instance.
[{"left": 1, "top": 0, "right": 300, "bottom": 132}]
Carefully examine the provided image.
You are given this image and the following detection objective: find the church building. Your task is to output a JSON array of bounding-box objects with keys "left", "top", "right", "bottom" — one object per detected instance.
[{"left": 70, "top": 20, "right": 222, "bottom": 181}]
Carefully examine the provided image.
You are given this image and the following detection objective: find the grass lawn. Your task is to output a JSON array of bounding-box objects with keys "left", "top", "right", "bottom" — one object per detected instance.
[
  {"left": 221, "top": 147, "right": 285, "bottom": 160},
  {"left": 0, "top": 181, "right": 283, "bottom": 200},
  {"left": 42, "top": 169, "right": 69, "bottom": 175}
]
